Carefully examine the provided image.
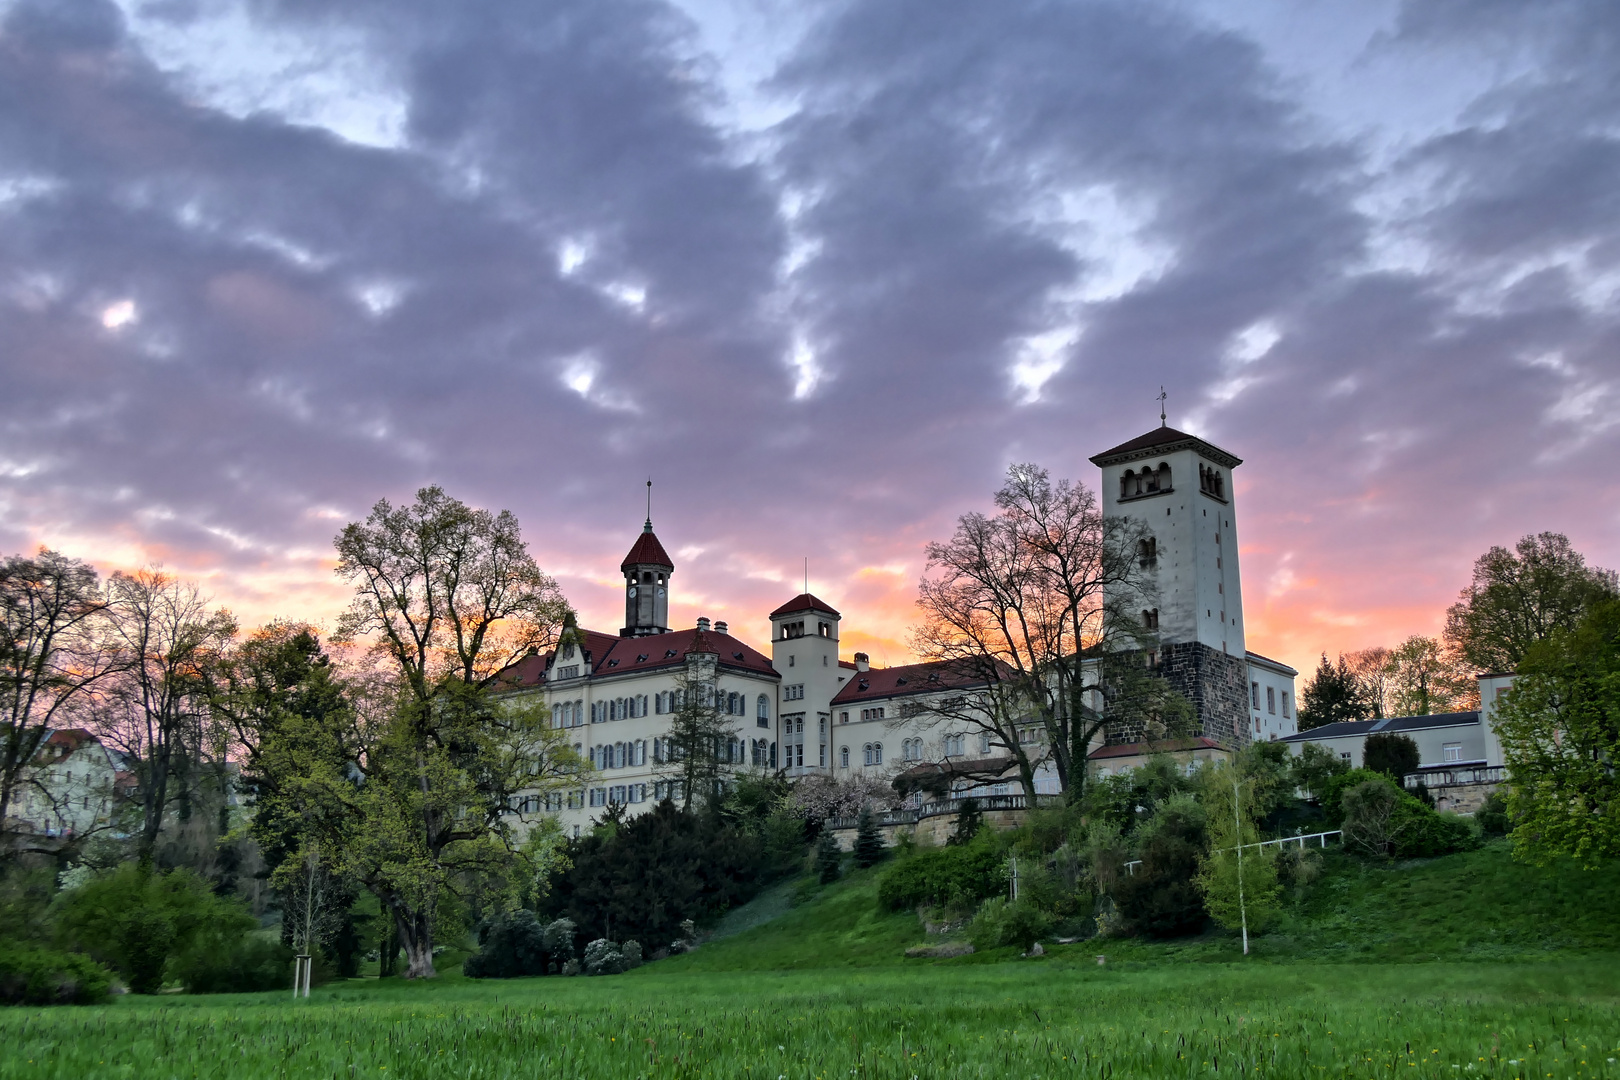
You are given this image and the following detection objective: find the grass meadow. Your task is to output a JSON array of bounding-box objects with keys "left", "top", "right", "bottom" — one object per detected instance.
[{"left": 3, "top": 843, "right": 1618, "bottom": 1079}]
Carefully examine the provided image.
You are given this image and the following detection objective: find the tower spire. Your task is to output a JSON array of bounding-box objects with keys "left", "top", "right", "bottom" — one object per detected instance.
[
  {"left": 644, "top": 478, "right": 652, "bottom": 532},
  {"left": 1157, "top": 386, "right": 1168, "bottom": 427}
]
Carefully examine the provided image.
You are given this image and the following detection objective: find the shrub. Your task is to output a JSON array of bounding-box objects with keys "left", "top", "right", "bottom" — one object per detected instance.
[
  {"left": 1321, "top": 767, "right": 1386, "bottom": 825},
  {"left": 0, "top": 944, "right": 112, "bottom": 1006},
  {"left": 463, "top": 910, "right": 549, "bottom": 979},
  {"left": 968, "top": 897, "right": 1053, "bottom": 952},
  {"left": 1113, "top": 793, "right": 1207, "bottom": 938},
  {"left": 53, "top": 864, "right": 253, "bottom": 994},
  {"left": 1476, "top": 792, "right": 1510, "bottom": 837},
  {"left": 175, "top": 936, "right": 293, "bottom": 994},
  {"left": 1391, "top": 802, "right": 1478, "bottom": 859},
  {"left": 582, "top": 938, "right": 626, "bottom": 976},
  {"left": 1343, "top": 777, "right": 1479, "bottom": 859},
  {"left": 877, "top": 842, "right": 1007, "bottom": 911},
  {"left": 1363, "top": 733, "right": 1420, "bottom": 781},
  {"left": 1341, "top": 777, "right": 1402, "bottom": 857},
  {"left": 853, "top": 809, "right": 886, "bottom": 869}
]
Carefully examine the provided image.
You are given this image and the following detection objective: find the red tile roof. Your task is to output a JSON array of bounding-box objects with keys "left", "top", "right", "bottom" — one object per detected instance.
[
  {"left": 1087, "top": 736, "right": 1226, "bottom": 760},
  {"left": 1089, "top": 425, "right": 1242, "bottom": 468},
  {"left": 493, "top": 625, "right": 779, "bottom": 689},
  {"left": 830, "top": 659, "right": 985, "bottom": 705},
  {"left": 621, "top": 527, "right": 673, "bottom": 570},
  {"left": 769, "top": 592, "right": 840, "bottom": 619}
]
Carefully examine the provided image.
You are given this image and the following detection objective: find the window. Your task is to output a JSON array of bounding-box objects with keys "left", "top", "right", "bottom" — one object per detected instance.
[
  {"left": 609, "top": 785, "right": 627, "bottom": 805},
  {"left": 1199, "top": 463, "right": 1226, "bottom": 499},
  {"left": 861, "top": 743, "right": 874, "bottom": 766},
  {"left": 757, "top": 695, "right": 770, "bottom": 727},
  {"left": 1266, "top": 686, "right": 1276, "bottom": 715},
  {"left": 1142, "top": 608, "right": 1159, "bottom": 630},
  {"left": 901, "top": 738, "right": 921, "bottom": 762},
  {"left": 1281, "top": 692, "right": 1291, "bottom": 719},
  {"left": 589, "top": 788, "right": 607, "bottom": 807},
  {"left": 1251, "top": 681, "right": 1260, "bottom": 709},
  {"left": 840, "top": 711, "right": 849, "bottom": 724},
  {"left": 1339, "top": 751, "right": 1351, "bottom": 762},
  {"left": 944, "top": 734, "right": 964, "bottom": 757},
  {"left": 860, "top": 707, "right": 885, "bottom": 721},
  {"left": 840, "top": 745, "right": 849, "bottom": 768},
  {"left": 628, "top": 783, "right": 646, "bottom": 804},
  {"left": 556, "top": 664, "right": 580, "bottom": 680},
  {"left": 1443, "top": 742, "right": 1462, "bottom": 763},
  {"left": 784, "top": 684, "right": 805, "bottom": 701},
  {"left": 979, "top": 734, "right": 992, "bottom": 755},
  {"left": 1137, "top": 537, "right": 1157, "bottom": 569}
]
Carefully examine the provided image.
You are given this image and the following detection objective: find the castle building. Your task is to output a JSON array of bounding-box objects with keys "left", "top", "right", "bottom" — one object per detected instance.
[{"left": 499, "top": 424, "right": 1295, "bottom": 831}]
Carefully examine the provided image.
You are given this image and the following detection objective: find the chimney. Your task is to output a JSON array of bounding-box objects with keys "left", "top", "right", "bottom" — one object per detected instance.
[
  {"left": 714, "top": 621, "right": 728, "bottom": 636},
  {"left": 696, "top": 617, "right": 711, "bottom": 633},
  {"left": 854, "top": 652, "right": 869, "bottom": 673}
]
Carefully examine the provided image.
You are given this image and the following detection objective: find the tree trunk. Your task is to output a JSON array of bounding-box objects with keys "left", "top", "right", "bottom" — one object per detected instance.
[{"left": 394, "top": 905, "right": 437, "bottom": 979}]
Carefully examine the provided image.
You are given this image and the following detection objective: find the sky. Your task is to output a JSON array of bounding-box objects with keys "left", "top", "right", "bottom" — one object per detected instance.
[{"left": 1, "top": 0, "right": 1617, "bottom": 678}]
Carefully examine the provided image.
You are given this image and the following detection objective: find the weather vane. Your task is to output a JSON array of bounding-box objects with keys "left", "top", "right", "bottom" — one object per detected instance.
[{"left": 1157, "top": 386, "right": 1168, "bottom": 427}]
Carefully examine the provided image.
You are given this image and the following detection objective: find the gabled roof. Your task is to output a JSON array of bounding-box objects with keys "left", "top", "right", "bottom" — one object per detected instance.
[
  {"left": 1245, "top": 650, "right": 1298, "bottom": 676},
  {"left": 830, "top": 659, "right": 985, "bottom": 705},
  {"left": 621, "top": 526, "right": 673, "bottom": 570},
  {"left": 1282, "top": 711, "right": 1482, "bottom": 742},
  {"left": 493, "top": 625, "right": 779, "bottom": 690},
  {"left": 1089, "top": 425, "right": 1242, "bottom": 469},
  {"left": 769, "top": 592, "right": 840, "bottom": 619}
]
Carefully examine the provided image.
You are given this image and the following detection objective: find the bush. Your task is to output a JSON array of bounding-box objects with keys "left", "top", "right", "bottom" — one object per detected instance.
[
  {"left": 1321, "top": 767, "right": 1386, "bottom": 825},
  {"left": 1363, "top": 733, "right": 1420, "bottom": 781},
  {"left": 0, "top": 944, "right": 112, "bottom": 1006},
  {"left": 53, "top": 864, "right": 253, "bottom": 994},
  {"left": 968, "top": 897, "right": 1053, "bottom": 952},
  {"left": 1391, "top": 801, "right": 1478, "bottom": 859},
  {"left": 877, "top": 841, "right": 1007, "bottom": 912},
  {"left": 1114, "top": 793, "right": 1207, "bottom": 938},
  {"left": 1343, "top": 777, "right": 1479, "bottom": 859},
  {"left": 1477, "top": 792, "right": 1511, "bottom": 837},
  {"left": 582, "top": 938, "right": 626, "bottom": 976},
  {"left": 175, "top": 936, "right": 293, "bottom": 994},
  {"left": 463, "top": 910, "right": 547, "bottom": 979}
]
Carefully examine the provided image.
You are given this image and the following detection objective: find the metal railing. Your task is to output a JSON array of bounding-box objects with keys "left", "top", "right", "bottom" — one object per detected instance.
[
  {"left": 825, "top": 793, "right": 1058, "bottom": 831},
  {"left": 1123, "top": 830, "right": 1341, "bottom": 875}
]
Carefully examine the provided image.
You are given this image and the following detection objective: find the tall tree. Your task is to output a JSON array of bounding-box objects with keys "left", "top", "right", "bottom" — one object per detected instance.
[
  {"left": 1493, "top": 599, "right": 1620, "bottom": 868},
  {"left": 1344, "top": 646, "right": 1393, "bottom": 719},
  {"left": 1384, "top": 635, "right": 1476, "bottom": 716},
  {"left": 913, "top": 463, "right": 1156, "bottom": 804},
  {"left": 90, "top": 569, "right": 237, "bottom": 861},
  {"left": 0, "top": 550, "right": 115, "bottom": 860},
  {"left": 657, "top": 656, "right": 740, "bottom": 811},
  {"left": 1297, "top": 654, "right": 1372, "bottom": 731},
  {"left": 1444, "top": 533, "right": 1618, "bottom": 674},
  {"left": 328, "top": 487, "right": 574, "bottom": 977}
]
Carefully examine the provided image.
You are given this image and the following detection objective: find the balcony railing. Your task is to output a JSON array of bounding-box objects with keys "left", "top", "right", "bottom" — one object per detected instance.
[
  {"left": 824, "top": 793, "right": 1058, "bottom": 831},
  {"left": 1404, "top": 765, "right": 1505, "bottom": 789}
]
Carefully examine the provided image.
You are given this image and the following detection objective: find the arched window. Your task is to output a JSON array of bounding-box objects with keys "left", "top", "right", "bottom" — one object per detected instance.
[
  {"left": 862, "top": 743, "right": 873, "bottom": 766},
  {"left": 1120, "top": 470, "right": 1134, "bottom": 499},
  {"left": 873, "top": 742, "right": 883, "bottom": 765},
  {"left": 1157, "top": 462, "right": 1172, "bottom": 490},
  {"left": 1137, "top": 537, "right": 1157, "bottom": 568},
  {"left": 757, "top": 694, "right": 770, "bottom": 728},
  {"left": 840, "top": 746, "right": 849, "bottom": 768}
]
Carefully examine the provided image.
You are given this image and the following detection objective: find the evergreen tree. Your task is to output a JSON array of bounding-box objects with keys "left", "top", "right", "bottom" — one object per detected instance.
[
  {"left": 1297, "top": 654, "right": 1373, "bottom": 730},
  {"left": 852, "top": 808, "right": 886, "bottom": 868},
  {"left": 1362, "top": 732, "right": 1419, "bottom": 780},
  {"left": 946, "top": 796, "right": 982, "bottom": 846},
  {"left": 815, "top": 829, "right": 843, "bottom": 884},
  {"left": 658, "top": 657, "right": 740, "bottom": 811}
]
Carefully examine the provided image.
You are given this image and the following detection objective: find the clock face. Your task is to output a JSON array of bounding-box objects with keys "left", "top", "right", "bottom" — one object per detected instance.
[
  {"left": 627, "top": 586, "right": 637, "bottom": 599},
  {"left": 657, "top": 587, "right": 666, "bottom": 598}
]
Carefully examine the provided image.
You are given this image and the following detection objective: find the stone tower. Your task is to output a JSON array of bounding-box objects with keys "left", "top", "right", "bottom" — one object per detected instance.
[
  {"left": 619, "top": 518, "right": 673, "bottom": 637},
  {"left": 1090, "top": 425, "right": 1250, "bottom": 747}
]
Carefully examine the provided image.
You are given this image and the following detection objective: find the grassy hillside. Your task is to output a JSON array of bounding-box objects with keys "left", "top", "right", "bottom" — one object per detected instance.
[{"left": 658, "top": 839, "right": 1620, "bottom": 972}]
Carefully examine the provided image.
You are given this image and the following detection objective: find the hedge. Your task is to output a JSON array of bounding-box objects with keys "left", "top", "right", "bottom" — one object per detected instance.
[
  {"left": 0, "top": 945, "right": 112, "bottom": 1006},
  {"left": 877, "top": 843, "right": 1007, "bottom": 911}
]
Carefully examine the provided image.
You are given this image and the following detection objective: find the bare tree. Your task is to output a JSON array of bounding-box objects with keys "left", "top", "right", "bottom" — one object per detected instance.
[
  {"left": 1344, "top": 646, "right": 1393, "bottom": 719},
  {"left": 0, "top": 550, "right": 116, "bottom": 860},
  {"left": 89, "top": 569, "right": 237, "bottom": 862},
  {"left": 913, "top": 464, "right": 1156, "bottom": 803}
]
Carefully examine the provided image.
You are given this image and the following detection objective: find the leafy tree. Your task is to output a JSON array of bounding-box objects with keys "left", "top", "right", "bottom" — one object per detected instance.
[
  {"left": 546, "top": 800, "right": 762, "bottom": 950},
  {"left": 1493, "top": 599, "right": 1620, "bottom": 867},
  {"left": 89, "top": 569, "right": 237, "bottom": 862},
  {"left": 1344, "top": 646, "right": 1393, "bottom": 719},
  {"left": 1290, "top": 742, "right": 1349, "bottom": 803},
  {"left": 912, "top": 464, "right": 1156, "bottom": 805},
  {"left": 815, "top": 830, "right": 842, "bottom": 884},
  {"left": 0, "top": 550, "right": 118, "bottom": 863},
  {"left": 852, "top": 808, "right": 886, "bottom": 868},
  {"left": 1444, "top": 533, "right": 1618, "bottom": 674},
  {"left": 1196, "top": 763, "right": 1281, "bottom": 942},
  {"left": 1362, "top": 732, "right": 1420, "bottom": 781},
  {"left": 1297, "top": 654, "right": 1373, "bottom": 730},
  {"left": 1385, "top": 636, "right": 1476, "bottom": 715},
  {"left": 323, "top": 487, "right": 574, "bottom": 978},
  {"left": 1113, "top": 792, "right": 1206, "bottom": 937}
]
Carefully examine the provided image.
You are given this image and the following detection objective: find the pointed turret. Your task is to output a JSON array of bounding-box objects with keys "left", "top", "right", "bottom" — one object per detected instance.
[{"left": 620, "top": 519, "right": 674, "bottom": 637}]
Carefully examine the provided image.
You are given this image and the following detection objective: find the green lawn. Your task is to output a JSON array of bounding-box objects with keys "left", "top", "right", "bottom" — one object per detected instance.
[{"left": 3, "top": 842, "right": 1618, "bottom": 1079}]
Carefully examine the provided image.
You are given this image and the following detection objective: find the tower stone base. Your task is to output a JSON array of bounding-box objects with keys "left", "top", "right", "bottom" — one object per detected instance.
[{"left": 1158, "top": 641, "right": 1250, "bottom": 749}]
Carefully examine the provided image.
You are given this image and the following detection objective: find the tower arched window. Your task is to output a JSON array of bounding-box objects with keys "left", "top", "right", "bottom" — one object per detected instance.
[{"left": 756, "top": 694, "right": 770, "bottom": 728}]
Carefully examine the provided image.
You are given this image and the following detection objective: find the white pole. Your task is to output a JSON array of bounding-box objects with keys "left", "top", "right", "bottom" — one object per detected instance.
[{"left": 1234, "top": 771, "right": 1249, "bottom": 956}]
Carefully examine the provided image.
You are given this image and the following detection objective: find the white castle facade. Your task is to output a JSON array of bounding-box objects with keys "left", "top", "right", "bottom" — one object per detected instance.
[{"left": 499, "top": 425, "right": 1297, "bottom": 833}]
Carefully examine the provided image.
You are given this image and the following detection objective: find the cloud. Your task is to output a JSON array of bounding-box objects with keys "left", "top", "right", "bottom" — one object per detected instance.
[{"left": 0, "top": 0, "right": 1616, "bottom": 680}]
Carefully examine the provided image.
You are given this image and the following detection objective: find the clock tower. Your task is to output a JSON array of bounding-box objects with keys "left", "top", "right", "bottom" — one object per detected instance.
[{"left": 620, "top": 516, "right": 674, "bottom": 637}]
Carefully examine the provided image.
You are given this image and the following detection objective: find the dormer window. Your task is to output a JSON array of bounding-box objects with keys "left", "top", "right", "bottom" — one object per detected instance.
[
  {"left": 637, "top": 654, "right": 648, "bottom": 663},
  {"left": 664, "top": 649, "right": 677, "bottom": 658}
]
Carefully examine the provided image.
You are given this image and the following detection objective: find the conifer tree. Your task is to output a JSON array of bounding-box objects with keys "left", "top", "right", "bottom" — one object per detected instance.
[
  {"left": 815, "top": 829, "right": 843, "bottom": 884},
  {"left": 852, "top": 808, "right": 886, "bottom": 868}
]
